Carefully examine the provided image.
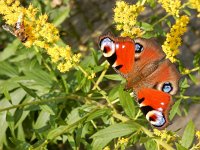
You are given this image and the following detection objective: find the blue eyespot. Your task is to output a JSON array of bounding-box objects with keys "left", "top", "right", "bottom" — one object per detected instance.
[
  {"left": 135, "top": 43, "right": 143, "bottom": 53},
  {"left": 162, "top": 82, "right": 173, "bottom": 93}
]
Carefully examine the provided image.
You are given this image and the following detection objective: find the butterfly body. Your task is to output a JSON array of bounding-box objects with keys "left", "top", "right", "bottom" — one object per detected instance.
[{"left": 99, "top": 34, "right": 180, "bottom": 129}]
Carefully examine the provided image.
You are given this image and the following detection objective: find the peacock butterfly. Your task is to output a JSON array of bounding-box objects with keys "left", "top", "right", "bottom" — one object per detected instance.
[
  {"left": 99, "top": 33, "right": 180, "bottom": 129},
  {"left": 2, "top": 13, "right": 28, "bottom": 42}
]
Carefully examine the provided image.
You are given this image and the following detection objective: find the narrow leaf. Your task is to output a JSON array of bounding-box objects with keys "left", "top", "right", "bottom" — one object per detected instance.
[
  {"left": 119, "top": 87, "right": 135, "bottom": 118},
  {"left": 181, "top": 120, "right": 195, "bottom": 148},
  {"left": 175, "top": 143, "right": 187, "bottom": 150},
  {"left": 19, "top": 84, "right": 39, "bottom": 98},
  {"left": 104, "top": 74, "right": 124, "bottom": 81},
  {"left": 91, "top": 122, "right": 139, "bottom": 150},
  {"left": 169, "top": 99, "right": 181, "bottom": 120}
]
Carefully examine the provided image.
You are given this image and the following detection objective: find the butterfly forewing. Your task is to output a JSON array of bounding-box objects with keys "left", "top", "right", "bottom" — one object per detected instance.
[{"left": 99, "top": 34, "right": 135, "bottom": 77}]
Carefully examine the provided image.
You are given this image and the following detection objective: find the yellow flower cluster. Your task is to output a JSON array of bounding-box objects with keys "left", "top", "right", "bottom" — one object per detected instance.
[
  {"left": 158, "top": 0, "right": 181, "bottom": 17},
  {"left": 162, "top": 15, "right": 189, "bottom": 63},
  {"left": 103, "top": 146, "right": 110, "bottom": 150},
  {"left": 0, "top": 0, "right": 23, "bottom": 25},
  {"left": 153, "top": 129, "right": 177, "bottom": 142},
  {"left": 196, "top": 131, "right": 200, "bottom": 139},
  {"left": 113, "top": 1, "right": 145, "bottom": 38},
  {"left": 0, "top": 0, "right": 81, "bottom": 72},
  {"left": 118, "top": 137, "right": 129, "bottom": 144},
  {"left": 87, "top": 72, "right": 96, "bottom": 80},
  {"left": 189, "top": 0, "right": 200, "bottom": 17}
]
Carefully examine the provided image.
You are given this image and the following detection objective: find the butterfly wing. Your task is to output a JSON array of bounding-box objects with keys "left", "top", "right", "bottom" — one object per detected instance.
[
  {"left": 138, "top": 88, "right": 173, "bottom": 129},
  {"left": 99, "top": 34, "right": 135, "bottom": 77},
  {"left": 133, "top": 38, "right": 166, "bottom": 73}
]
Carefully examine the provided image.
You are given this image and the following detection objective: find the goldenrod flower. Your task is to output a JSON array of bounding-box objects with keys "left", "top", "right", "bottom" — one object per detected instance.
[
  {"left": 113, "top": 1, "right": 145, "bottom": 38},
  {"left": 88, "top": 72, "right": 96, "bottom": 80},
  {"left": 103, "top": 146, "right": 110, "bottom": 150},
  {"left": 0, "top": 0, "right": 81, "bottom": 72},
  {"left": 189, "top": 0, "right": 200, "bottom": 17},
  {"left": 158, "top": 0, "right": 181, "bottom": 17},
  {"left": 162, "top": 15, "right": 189, "bottom": 62},
  {"left": 0, "top": 0, "right": 22, "bottom": 25},
  {"left": 118, "top": 137, "right": 129, "bottom": 144},
  {"left": 196, "top": 131, "right": 200, "bottom": 140},
  {"left": 153, "top": 129, "right": 177, "bottom": 143}
]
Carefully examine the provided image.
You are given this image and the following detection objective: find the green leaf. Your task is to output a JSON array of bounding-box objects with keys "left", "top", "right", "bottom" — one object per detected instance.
[
  {"left": 183, "top": 9, "right": 191, "bottom": 16},
  {"left": 23, "top": 68, "right": 53, "bottom": 88},
  {"left": 86, "top": 108, "right": 111, "bottom": 121},
  {"left": 139, "top": 22, "right": 154, "bottom": 31},
  {"left": 119, "top": 87, "right": 135, "bottom": 118},
  {"left": 2, "top": 86, "right": 11, "bottom": 101},
  {"left": 40, "top": 105, "right": 55, "bottom": 115},
  {"left": 82, "top": 79, "right": 91, "bottom": 93},
  {"left": 9, "top": 138, "right": 30, "bottom": 150},
  {"left": 104, "top": 74, "right": 124, "bottom": 81},
  {"left": 175, "top": 143, "right": 188, "bottom": 150},
  {"left": 91, "top": 122, "right": 139, "bottom": 150},
  {"left": 169, "top": 99, "right": 181, "bottom": 120},
  {"left": 34, "top": 110, "right": 50, "bottom": 129},
  {"left": 180, "top": 120, "right": 195, "bottom": 148},
  {"left": 0, "top": 61, "right": 19, "bottom": 77},
  {"left": 19, "top": 84, "right": 39, "bottom": 98},
  {"left": 189, "top": 74, "right": 198, "bottom": 84},
  {"left": 17, "top": 124, "right": 25, "bottom": 141},
  {"left": 193, "top": 51, "right": 200, "bottom": 68},
  {"left": 108, "top": 85, "right": 120, "bottom": 101},
  {"left": 180, "top": 78, "right": 190, "bottom": 89},
  {"left": 0, "top": 39, "right": 20, "bottom": 61},
  {"left": 144, "top": 139, "right": 157, "bottom": 150}
]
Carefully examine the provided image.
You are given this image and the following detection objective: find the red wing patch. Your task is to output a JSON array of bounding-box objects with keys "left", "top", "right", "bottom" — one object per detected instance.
[
  {"left": 114, "top": 40, "right": 135, "bottom": 74},
  {"left": 99, "top": 35, "right": 135, "bottom": 76},
  {"left": 137, "top": 88, "right": 173, "bottom": 129}
]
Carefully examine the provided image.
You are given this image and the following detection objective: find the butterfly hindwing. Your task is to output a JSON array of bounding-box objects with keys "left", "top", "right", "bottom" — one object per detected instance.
[{"left": 138, "top": 88, "right": 173, "bottom": 129}]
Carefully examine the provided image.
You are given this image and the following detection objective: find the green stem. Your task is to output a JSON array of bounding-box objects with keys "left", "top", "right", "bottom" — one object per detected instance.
[
  {"left": 92, "top": 64, "right": 108, "bottom": 90},
  {"left": 0, "top": 95, "right": 84, "bottom": 112},
  {"left": 152, "top": 14, "right": 170, "bottom": 27},
  {"left": 61, "top": 75, "right": 68, "bottom": 93},
  {"left": 175, "top": 95, "right": 200, "bottom": 100}
]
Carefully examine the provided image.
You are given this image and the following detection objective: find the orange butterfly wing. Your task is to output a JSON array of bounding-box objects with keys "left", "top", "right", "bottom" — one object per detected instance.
[
  {"left": 99, "top": 34, "right": 135, "bottom": 77},
  {"left": 138, "top": 88, "right": 173, "bottom": 129}
]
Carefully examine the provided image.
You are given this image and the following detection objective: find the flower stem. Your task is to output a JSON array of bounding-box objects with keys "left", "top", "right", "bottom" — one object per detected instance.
[{"left": 152, "top": 14, "right": 170, "bottom": 27}]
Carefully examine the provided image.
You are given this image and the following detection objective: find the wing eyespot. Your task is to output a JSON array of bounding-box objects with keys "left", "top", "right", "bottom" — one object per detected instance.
[
  {"left": 162, "top": 82, "right": 173, "bottom": 93},
  {"left": 99, "top": 37, "right": 115, "bottom": 57},
  {"left": 135, "top": 43, "right": 144, "bottom": 59},
  {"left": 135, "top": 43, "right": 144, "bottom": 53}
]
